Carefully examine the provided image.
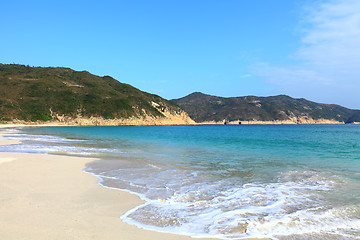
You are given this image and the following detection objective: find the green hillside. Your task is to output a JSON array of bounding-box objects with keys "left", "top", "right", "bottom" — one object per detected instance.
[
  {"left": 172, "top": 92, "right": 360, "bottom": 123},
  {"left": 0, "top": 64, "right": 182, "bottom": 122}
]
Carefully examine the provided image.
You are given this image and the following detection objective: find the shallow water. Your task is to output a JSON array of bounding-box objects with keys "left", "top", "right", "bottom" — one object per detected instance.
[{"left": 1, "top": 125, "right": 360, "bottom": 239}]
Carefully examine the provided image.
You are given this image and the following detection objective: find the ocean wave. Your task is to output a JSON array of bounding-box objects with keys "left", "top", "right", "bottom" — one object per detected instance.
[
  {"left": 91, "top": 165, "right": 359, "bottom": 239},
  {"left": 3, "top": 134, "right": 84, "bottom": 143}
]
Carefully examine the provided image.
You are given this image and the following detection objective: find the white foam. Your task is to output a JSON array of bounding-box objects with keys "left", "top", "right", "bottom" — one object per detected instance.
[
  {"left": 0, "top": 136, "right": 118, "bottom": 156},
  {"left": 114, "top": 170, "right": 360, "bottom": 239},
  {"left": 4, "top": 134, "right": 83, "bottom": 143}
]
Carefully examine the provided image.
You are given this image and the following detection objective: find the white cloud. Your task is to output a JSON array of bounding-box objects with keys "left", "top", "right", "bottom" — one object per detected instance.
[{"left": 254, "top": 0, "right": 360, "bottom": 108}]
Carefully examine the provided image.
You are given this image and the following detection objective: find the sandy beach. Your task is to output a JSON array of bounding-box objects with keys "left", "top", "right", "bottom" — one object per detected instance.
[{"left": 0, "top": 128, "right": 216, "bottom": 240}]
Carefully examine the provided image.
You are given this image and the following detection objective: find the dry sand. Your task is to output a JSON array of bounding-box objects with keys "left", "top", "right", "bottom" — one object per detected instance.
[{"left": 0, "top": 127, "right": 264, "bottom": 240}]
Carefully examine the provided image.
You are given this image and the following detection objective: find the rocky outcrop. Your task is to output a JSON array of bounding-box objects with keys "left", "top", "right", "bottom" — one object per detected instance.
[{"left": 51, "top": 109, "right": 195, "bottom": 126}]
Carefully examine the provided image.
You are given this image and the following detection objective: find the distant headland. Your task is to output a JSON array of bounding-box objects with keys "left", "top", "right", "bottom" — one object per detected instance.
[{"left": 172, "top": 92, "right": 360, "bottom": 125}]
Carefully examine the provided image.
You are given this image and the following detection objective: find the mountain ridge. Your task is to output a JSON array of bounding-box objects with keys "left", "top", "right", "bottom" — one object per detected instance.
[{"left": 172, "top": 92, "right": 360, "bottom": 124}]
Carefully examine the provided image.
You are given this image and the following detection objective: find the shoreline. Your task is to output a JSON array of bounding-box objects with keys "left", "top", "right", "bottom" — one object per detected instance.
[
  {"left": 1, "top": 121, "right": 359, "bottom": 128},
  {"left": 0, "top": 125, "right": 357, "bottom": 239},
  {"left": 0, "top": 128, "right": 268, "bottom": 240},
  {"left": 0, "top": 130, "right": 221, "bottom": 240}
]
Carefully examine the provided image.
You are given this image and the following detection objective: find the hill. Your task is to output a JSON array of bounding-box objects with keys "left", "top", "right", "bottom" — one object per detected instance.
[
  {"left": 0, "top": 64, "right": 194, "bottom": 125},
  {"left": 172, "top": 92, "right": 360, "bottom": 124}
]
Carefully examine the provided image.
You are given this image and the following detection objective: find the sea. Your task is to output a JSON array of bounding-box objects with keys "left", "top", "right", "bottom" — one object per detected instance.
[{"left": 1, "top": 125, "right": 360, "bottom": 239}]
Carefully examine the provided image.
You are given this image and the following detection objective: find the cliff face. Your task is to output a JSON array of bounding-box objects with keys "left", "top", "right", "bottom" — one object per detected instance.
[
  {"left": 0, "top": 64, "right": 194, "bottom": 125},
  {"left": 172, "top": 92, "right": 360, "bottom": 124},
  {"left": 50, "top": 109, "right": 195, "bottom": 126}
]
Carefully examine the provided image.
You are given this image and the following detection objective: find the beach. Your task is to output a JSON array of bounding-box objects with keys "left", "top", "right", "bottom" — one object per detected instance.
[
  {"left": 1, "top": 125, "right": 359, "bottom": 239},
  {"left": 0, "top": 129, "right": 218, "bottom": 240}
]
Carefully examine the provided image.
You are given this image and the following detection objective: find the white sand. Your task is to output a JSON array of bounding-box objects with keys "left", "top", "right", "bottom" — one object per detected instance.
[
  {"left": 0, "top": 126, "right": 264, "bottom": 240},
  {"left": 0, "top": 157, "right": 16, "bottom": 164},
  {"left": 0, "top": 129, "right": 212, "bottom": 240}
]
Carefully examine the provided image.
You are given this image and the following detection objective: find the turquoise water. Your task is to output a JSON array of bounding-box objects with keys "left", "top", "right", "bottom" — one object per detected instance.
[{"left": 1, "top": 125, "right": 360, "bottom": 239}]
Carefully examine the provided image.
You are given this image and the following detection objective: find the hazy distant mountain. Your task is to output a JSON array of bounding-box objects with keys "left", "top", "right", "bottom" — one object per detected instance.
[
  {"left": 0, "top": 64, "right": 192, "bottom": 124},
  {"left": 172, "top": 92, "right": 360, "bottom": 123}
]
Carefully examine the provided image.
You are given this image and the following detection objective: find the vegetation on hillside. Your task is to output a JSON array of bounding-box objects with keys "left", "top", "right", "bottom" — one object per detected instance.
[
  {"left": 0, "top": 64, "right": 182, "bottom": 122},
  {"left": 2, "top": 64, "right": 358, "bottom": 124},
  {"left": 172, "top": 92, "right": 360, "bottom": 123}
]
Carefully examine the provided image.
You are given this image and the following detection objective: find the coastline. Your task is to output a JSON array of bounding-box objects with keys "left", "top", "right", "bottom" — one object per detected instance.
[
  {"left": 2, "top": 119, "right": 359, "bottom": 127},
  {"left": 0, "top": 130, "right": 216, "bottom": 240}
]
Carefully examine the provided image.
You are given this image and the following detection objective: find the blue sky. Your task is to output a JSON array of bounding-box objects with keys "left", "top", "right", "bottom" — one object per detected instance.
[{"left": 2, "top": 0, "right": 360, "bottom": 108}]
